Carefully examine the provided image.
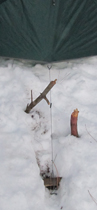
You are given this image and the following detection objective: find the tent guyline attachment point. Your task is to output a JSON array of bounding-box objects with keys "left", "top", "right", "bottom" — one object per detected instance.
[{"left": 47, "top": 64, "right": 52, "bottom": 70}]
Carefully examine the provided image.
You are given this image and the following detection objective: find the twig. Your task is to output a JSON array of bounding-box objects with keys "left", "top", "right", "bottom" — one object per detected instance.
[
  {"left": 44, "top": 95, "right": 50, "bottom": 105},
  {"left": 85, "top": 124, "right": 97, "bottom": 143},
  {"left": 31, "top": 90, "right": 33, "bottom": 103},
  {"left": 88, "top": 190, "right": 97, "bottom": 206}
]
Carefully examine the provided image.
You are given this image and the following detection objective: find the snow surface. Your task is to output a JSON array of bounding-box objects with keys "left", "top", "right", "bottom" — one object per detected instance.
[{"left": 0, "top": 57, "right": 97, "bottom": 210}]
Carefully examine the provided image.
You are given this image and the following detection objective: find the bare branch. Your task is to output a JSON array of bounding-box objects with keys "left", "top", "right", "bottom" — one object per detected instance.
[
  {"left": 88, "top": 190, "right": 97, "bottom": 206},
  {"left": 31, "top": 90, "right": 33, "bottom": 103},
  {"left": 85, "top": 125, "right": 97, "bottom": 143},
  {"left": 25, "top": 79, "right": 57, "bottom": 113}
]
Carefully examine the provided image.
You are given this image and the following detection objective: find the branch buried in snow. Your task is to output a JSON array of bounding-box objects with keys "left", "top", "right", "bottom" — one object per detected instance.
[{"left": 71, "top": 108, "right": 79, "bottom": 137}]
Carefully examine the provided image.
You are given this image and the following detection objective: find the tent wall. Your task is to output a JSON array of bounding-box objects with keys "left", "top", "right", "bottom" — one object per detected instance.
[{"left": 0, "top": 0, "right": 97, "bottom": 62}]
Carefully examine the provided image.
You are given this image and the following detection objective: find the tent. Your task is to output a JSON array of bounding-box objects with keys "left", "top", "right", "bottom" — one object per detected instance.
[{"left": 0, "top": 0, "right": 97, "bottom": 62}]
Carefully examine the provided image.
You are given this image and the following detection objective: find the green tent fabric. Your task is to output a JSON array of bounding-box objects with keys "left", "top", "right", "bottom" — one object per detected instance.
[{"left": 0, "top": 0, "right": 97, "bottom": 62}]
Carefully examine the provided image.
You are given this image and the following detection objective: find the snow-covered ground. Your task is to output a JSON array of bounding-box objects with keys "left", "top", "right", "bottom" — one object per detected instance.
[{"left": 0, "top": 57, "right": 97, "bottom": 210}]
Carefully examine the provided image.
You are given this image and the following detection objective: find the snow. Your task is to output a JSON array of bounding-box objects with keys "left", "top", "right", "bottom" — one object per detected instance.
[{"left": 0, "top": 56, "right": 97, "bottom": 209}]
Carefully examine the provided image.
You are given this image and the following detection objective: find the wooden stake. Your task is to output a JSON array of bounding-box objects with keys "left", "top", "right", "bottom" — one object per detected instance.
[
  {"left": 25, "top": 79, "right": 57, "bottom": 113},
  {"left": 71, "top": 108, "right": 79, "bottom": 137}
]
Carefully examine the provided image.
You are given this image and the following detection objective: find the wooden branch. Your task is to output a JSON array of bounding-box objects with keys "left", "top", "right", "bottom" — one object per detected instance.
[
  {"left": 25, "top": 79, "right": 57, "bottom": 113},
  {"left": 44, "top": 96, "right": 50, "bottom": 105},
  {"left": 31, "top": 90, "right": 33, "bottom": 103}
]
